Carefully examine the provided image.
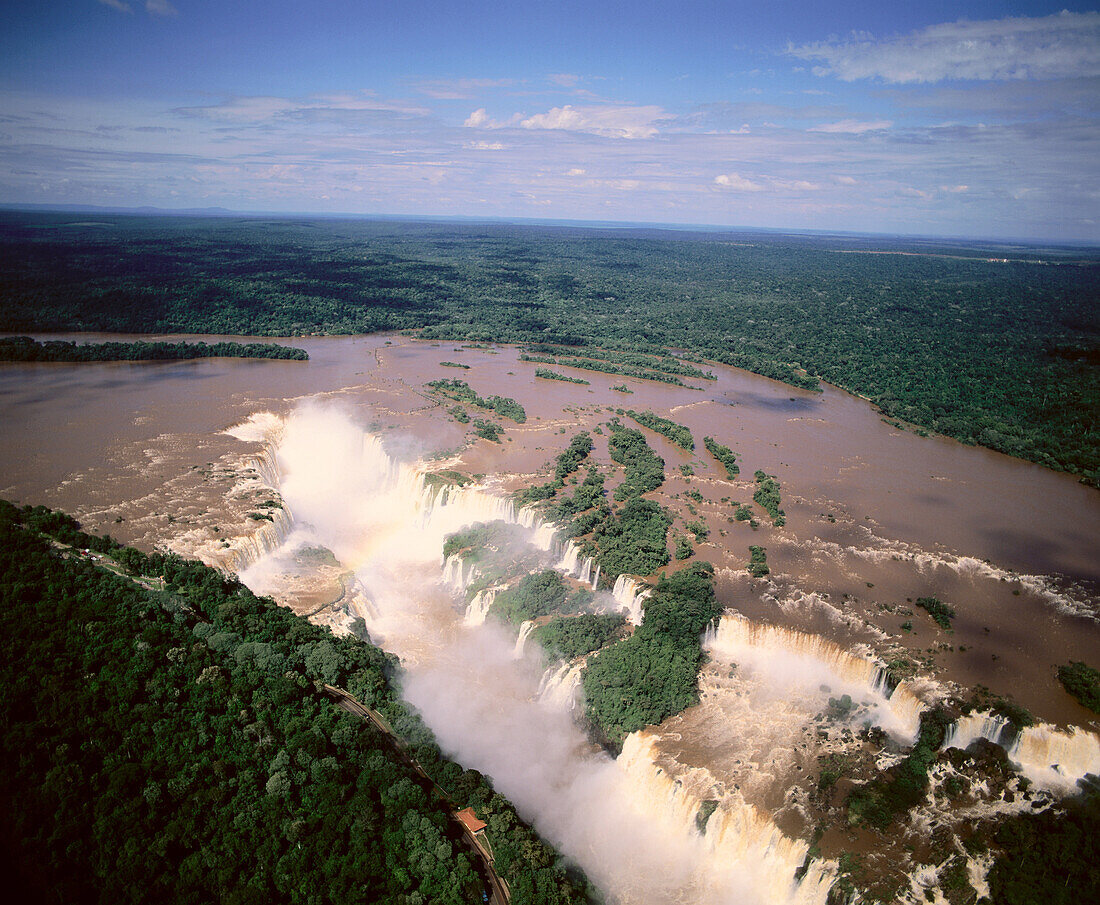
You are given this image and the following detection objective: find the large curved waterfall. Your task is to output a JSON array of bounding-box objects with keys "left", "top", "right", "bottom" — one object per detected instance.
[
  {"left": 705, "top": 614, "right": 927, "bottom": 745},
  {"left": 233, "top": 402, "right": 839, "bottom": 905}
]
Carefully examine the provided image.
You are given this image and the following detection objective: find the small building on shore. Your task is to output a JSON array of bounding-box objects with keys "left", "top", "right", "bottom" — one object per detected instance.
[{"left": 455, "top": 807, "right": 487, "bottom": 835}]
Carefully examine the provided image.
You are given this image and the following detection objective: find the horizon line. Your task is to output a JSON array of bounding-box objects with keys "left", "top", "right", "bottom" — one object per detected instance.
[{"left": 2, "top": 201, "right": 1098, "bottom": 251}]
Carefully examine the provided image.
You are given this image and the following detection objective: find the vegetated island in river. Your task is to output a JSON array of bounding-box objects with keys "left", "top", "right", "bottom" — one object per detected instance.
[{"left": 0, "top": 336, "right": 308, "bottom": 362}]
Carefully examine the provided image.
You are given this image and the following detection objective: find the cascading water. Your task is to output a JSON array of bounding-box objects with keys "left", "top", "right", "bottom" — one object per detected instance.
[
  {"left": 218, "top": 505, "right": 295, "bottom": 573},
  {"left": 236, "top": 402, "right": 839, "bottom": 905},
  {"left": 618, "top": 734, "right": 835, "bottom": 905},
  {"left": 464, "top": 588, "right": 496, "bottom": 626},
  {"left": 941, "top": 711, "right": 1016, "bottom": 752},
  {"left": 578, "top": 556, "right": 592, "bottom": 586},
  {"left": 558, "top": 544, "right": 581, "bottom": 576},
  {"left": 1008, "top": 724, "right": 1100, "bottom": 791},
  {"left": 538, "top": 661, "right": 586, "bottom": 711},
  {"left": 514, "top": 620, "right": 536, "bottom": 658},
  {"left": 705, "top": 615, "right": 926, "bottom": 745},
  {"left": 940, "top": 712, "right": 1100, "bottom": 791},
  {"left": 612, "top": 574, "right": 650, "bottom": 626},
  {"left": 442, "top": 552, "right": 473, "bottom": 593}
]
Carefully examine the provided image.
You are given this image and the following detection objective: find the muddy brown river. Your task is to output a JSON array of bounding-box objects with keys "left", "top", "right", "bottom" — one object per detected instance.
[
  {"left": 2, "top": 333, "right": 1095, "bottom": 721},
  {"left": 3, "top": 331, "right": 1098, "bottom": 903}
]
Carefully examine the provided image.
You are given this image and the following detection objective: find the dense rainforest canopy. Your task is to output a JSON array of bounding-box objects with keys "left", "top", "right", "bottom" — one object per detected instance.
[
  {"left": 0, "top": 501, "right": 593, "bottom": 905},
  {"left": 0, "top": 212, "right": 1096, "bottom": 481},
  {"left": 0, "top": 335, "right": 308, "bottom": 361}
]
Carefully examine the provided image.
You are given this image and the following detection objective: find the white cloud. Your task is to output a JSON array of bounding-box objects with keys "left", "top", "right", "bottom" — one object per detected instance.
[
  {"left": 714, "top": 173, "right": 767, "bottom": 192},
  {"left": 834, "top": 175, "right": 858, "bottom": 185},
  {"left": 462, "top": 108, "right": 520, "bottom": 129},
  {"left": 415, "top": 78, "right": 511, "bottom": 100},
  {"left": 714, "top": 172, "right": 822, "bottom": 193},
  {"left": 900, "top": 186, "right": 934, "bottom": 200},
  {"left": 548, "top": 73, "right": 581, "bottom": 88},
  {"left": 809, "top": 119, "right": 892, "bottom": 133},
  {"left": 98, "top": 0, "right": 133, "bottom": 12},
  {"left": 146, "top": 0, "right": 177, "bottom": 16},
  {"left": 941, "top": 184, "right": 969, "bottom": 193},
  {"left": 566, "top": 168, "right": 586, "bottom": 176},
  {"left": 176, "top": 92, "right": 430, "bottom": 124},
  {"left": 520, "top": 104, "right": 662, "bottom": 139},
  {"left": 463, "top": 140, "right": 505, "bottom": 151},
  {"left": 789, "top": 11, "right": 1100, "bottom": 83},
  {"left": 464, "top": 108, "right": 491, "bottom": 128},
  {"left": 781, "top": 179, "right": 821, "bottom": 191}
]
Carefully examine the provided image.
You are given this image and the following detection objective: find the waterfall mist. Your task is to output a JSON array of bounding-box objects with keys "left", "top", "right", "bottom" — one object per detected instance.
[{"left": 236, "top": 401, "right": 834, "bottom": 905}]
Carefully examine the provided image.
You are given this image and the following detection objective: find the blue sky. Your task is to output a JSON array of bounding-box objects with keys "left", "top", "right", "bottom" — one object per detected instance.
[{"left": 1, "top": 1, "right": 1098, "bottom": 240}]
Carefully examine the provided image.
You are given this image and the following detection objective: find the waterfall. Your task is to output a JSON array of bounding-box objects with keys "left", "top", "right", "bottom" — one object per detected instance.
[
  {"left": 578, "top": 555, "right": 592, "bottom": 586},
  {"left": 558, "top": 544, "right": 581, "bottom": 576},
  {"left": 538, "top": 661, "right": 585, "bottom": 711},
  {"left": 514, "top": 620, "right": 536, "bottom": 658},
  {"left": 236, "top": 404, "right": 851, "bottom": 904},
  {"left": 941, "top": 711, "right": 1016, "bottom": 752},
  {"left": 218, "top": 503, "right": 295, "bottom": 573},
  {"left": 442, "top": 552, "right": 478, "bottom": 593},
  {"left": 940, "top": 712, "right": 1100, "bottom": 791},
  {"left": 612, "top": 574, "right": 651, "bottom": 626},
  {"left": 706, "top": 615, "right": 926, "bottom": 745},
  {"left": 247, "top": 445, "right": 282, "bottom": 488},
  {"left": 555, "top": 543, "right": 599, "bottom": 590},
  {"left": 618, "top": 734, "right": 835, "bottom": 905},
  {"left": 1008, "top": 724, "right": 1100, "bottom": 791},
  {"left": 530, "top": 521, "right": 558, "bottom": 552},
  {"left": 464, "top": 588, "right": 496, "bottom": 626}
]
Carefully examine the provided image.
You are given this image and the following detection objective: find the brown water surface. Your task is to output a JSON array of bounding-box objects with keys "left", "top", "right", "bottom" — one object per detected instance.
[{"left": 1, "top": 332, "right": 1097, "bottom": 730}]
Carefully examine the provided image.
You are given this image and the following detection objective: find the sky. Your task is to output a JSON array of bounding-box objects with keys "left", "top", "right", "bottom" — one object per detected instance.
[{"left": 1, "top": 1, "right": 1098, "bottom": 241}]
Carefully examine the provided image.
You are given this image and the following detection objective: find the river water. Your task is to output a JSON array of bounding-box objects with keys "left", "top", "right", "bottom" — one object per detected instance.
[{"left": 1, "top": 332, "right": 1097, "bottom": 901}]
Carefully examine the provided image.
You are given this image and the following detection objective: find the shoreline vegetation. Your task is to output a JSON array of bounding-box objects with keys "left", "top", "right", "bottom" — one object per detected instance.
[
  {"left": 0, "top": 500, "right": 595, "bottom": 905},
  {"left": 0, "top": 212, "right": 1096, "bottom": 482},
  {"left": 0, "top": 335, "right": 308, "bottom": 362}
]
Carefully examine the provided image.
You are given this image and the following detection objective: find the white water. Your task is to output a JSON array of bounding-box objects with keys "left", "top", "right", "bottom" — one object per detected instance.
[
  {"left": 802, "top": 534, "right": 1098, "bottom": 622},
  {"left": 464, "top": 588, "right": 496, "bottom": 626},
  {"left": 578, "top": 555, "right": 592, "bottom": 586},
  {"left": 237, "top": 402, "right": 834, "bottom": 905},
  {"left": 941, "top": 712, "right": 1016, "bottom": 752},
  {"left": 1008, "top": 724, "right": 1100, "bottom": 791},
  {"left": 558, "top": 543, "right": 580, "bottom": 576},
  {"left": 941, "top": 711, "right": 1100, "bottom": 792},
  {"left": 705, "top": 615, "right": 926, "bottom": 745},
  {"left": 538, "top": 661, "right": 586, "bottom": 711},
  {"left": 619, "top": 734, "right": 836, "bottom": 904},
  {"left": 219, "top": 504, "right": 295, "bottom": 572},
  {"left": 514, "top": 620, "right": 536, "bottom": 658},
  {"left": 558, "top": 543, "right": 599, "bottom": 591},
  {"left": 612, "top": 574, "right": 651, "bottom": 626}
]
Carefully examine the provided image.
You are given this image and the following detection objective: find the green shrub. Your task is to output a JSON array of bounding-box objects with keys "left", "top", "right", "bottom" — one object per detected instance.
[{"left": 1058, "top": 661, "right": 1100, "bottom": 713}]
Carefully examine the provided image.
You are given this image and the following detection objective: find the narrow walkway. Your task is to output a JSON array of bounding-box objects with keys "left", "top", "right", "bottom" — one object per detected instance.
[{"left": 322, "top": 684, "right": 510, "bottom": 905}]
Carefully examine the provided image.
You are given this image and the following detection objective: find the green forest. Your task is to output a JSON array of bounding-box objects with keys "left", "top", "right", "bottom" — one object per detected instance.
[
  {"left": 582, "top": 563, "right": 721, "bottom": 749},
  {"left": 0, "top": 336, "right": 308, "bottom": 361},
  {"left": 0, "top": 501, "right": 593, "bottom": 905},
  {"left": 1, "top": 212, "right": 1096, "bottom": 482}
]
